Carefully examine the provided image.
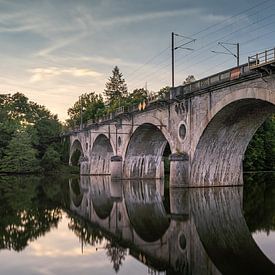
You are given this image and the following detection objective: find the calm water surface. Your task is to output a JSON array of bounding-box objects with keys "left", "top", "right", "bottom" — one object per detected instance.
[{"left": 0, "top": 173, "right": 274, "bottom": 275}]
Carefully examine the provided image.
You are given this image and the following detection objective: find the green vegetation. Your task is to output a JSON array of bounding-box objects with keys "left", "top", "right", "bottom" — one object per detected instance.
[
  {"left": 244, "top": 115, "right": 275, "bottom": 171},
  {"left": 0, "top": 93, "right": 65, "bottom": 174},
  {"left": 67, "top": 92, "right": 105, "bottom": 127},
  {"left": 0, "top": 131, "right": 40, "bottom": 173},
  {"left": 104, "top": 65, "right": 128, "bottom": 106},
  {"left": 66, "top": 66, "right": 152, "bottom": 126}
]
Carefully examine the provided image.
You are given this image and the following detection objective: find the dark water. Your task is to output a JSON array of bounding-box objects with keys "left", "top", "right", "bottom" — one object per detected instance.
[{"left": 0, "top": 173, "right": 274, "bottom": 275}]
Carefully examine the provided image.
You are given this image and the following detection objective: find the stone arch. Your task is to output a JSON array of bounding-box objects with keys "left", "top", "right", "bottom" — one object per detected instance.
[
  {"left": 191, "top": 97, "right": 275, "bottom": 186},
  {"left": 124, "top": 123, "right": 172, "bottom": 179},
  {"left": 192, "top": 86, "right": 275, "bottom": 154},
  {"left": 90, "top": 134, "right": 114, "bottom": 175},
  {"left": 69, "top": 139, "right": 84, "bottom": 166}
]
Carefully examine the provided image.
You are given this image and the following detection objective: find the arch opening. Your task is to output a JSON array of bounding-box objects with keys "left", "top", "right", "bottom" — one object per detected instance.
[
  {"left": 124, "top": 123, "right": 171, "bottom": 179},
  {"left": 70, "top": 140, "right": 83, "bottom": 167},
  {"left": 191, "top": 99, "right": 275, "bottom": 187},
  {"left": 90, "top": 134, "right": 114, "bottom": 175}
]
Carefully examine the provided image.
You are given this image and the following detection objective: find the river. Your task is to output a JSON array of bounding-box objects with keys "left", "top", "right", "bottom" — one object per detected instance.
[{"left": 0, "top": 173, "right": 274, "bottom": 275}]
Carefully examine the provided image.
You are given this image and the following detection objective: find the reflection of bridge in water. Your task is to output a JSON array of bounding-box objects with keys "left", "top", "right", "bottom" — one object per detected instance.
[{"left": 68, "top": 176, "right": 275, "bottom": 275}]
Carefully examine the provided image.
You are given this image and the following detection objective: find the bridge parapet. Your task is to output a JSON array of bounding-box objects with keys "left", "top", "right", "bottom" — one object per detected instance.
[{"left": 248, "top": 47, "right": 275, "bottom": 70}]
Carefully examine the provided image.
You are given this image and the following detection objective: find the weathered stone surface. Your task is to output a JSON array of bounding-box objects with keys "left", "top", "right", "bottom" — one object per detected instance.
[{"left": 110, "top": 155, "right": 123, "bottom": 179}]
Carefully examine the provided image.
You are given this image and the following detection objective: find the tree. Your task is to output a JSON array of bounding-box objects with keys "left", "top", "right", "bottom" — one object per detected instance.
[
  {"left": 157, "top": 86, "right": 170, "bottom": 98},
  {"left": 104, "top": 66, "right": 128, "bottom": 106},
  {"left": 244, "top": 115, "right": 275, "bottom": 171},
  {"left": 33, "top": 117, "right": 62, "bottom": 157},
  {"left": 67, "top": 92, "right": 105, "bottom": 127},
  {"left": 0, "top": 130, "right": 40, "bottom": 173},
  {"left": 128, "top": 88, "right": 148, "bottom": 104},
  {"left": 41, "top": 146, "right": 61, "bottom": 171},
  {"left": 183, "top": 75, "right": 196, "bottom": 84}
]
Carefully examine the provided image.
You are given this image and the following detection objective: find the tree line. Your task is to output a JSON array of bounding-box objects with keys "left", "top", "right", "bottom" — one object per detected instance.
[
  {"left": 66, "top": 66, "right": 169, "bottom": 127},
  {"left": 0, "top": 66, "right": 274, "bottom": 174}
]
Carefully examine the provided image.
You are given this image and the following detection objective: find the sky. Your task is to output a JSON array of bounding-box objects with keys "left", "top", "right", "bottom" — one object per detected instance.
[{"left": 0, "top": 0, "right": 275, "bottom": 121}]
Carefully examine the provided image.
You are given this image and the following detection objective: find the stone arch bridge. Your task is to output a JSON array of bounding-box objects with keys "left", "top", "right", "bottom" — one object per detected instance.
[{"left": 67, "top": 49, "right": 275, "bottom": 187}]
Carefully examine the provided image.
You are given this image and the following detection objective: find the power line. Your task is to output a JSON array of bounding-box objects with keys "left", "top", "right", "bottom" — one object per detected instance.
[
  {"left": 128, "top": 0, "right": 274, "bottom": 89},
  {"left": 128, "top": 0, "right": 273, "bottom": 82}
]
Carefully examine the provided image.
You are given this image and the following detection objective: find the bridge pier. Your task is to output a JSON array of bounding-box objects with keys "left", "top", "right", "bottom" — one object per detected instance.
[
  {"left": 169, "top": 153, "right": 190, "bottom": 187},
  {"left": 110, "top": 155, "right": 123, "bottom": 179},
  {"left": 80, "top": 156, "right": 90, "bottom": 175}
]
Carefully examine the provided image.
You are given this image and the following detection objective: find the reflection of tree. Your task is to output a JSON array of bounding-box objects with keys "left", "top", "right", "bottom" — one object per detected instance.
[
  {"left": 67, "top": 216, "right": 104, "bottom": 247},
  {"left": 243, "top": 173, "right": 275, "bottom": 233},
  {"left": 0, "top": 176, "right": 63, "bottom": 251},
  {"left": 67, "top": 212, "right": 127, "bottom": 273},
  {"left": 106, "top": 242, "right": 127, "bottom": 273}
]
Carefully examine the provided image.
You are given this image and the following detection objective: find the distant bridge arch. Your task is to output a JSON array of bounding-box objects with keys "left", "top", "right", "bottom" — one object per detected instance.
[
  {"left": 69, "top": 139, "right": 84, "bottom": 166},
  {"left": 123, "top": 123, "right": 172, "bottom": 179},
  {"left": 90, "top": 134, "right": 114, "bottom": 175}
]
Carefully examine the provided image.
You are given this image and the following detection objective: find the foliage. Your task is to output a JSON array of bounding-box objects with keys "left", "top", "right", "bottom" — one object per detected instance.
[
  {"left": 33, "top": 117, "right": 62, "bottom": 157},
  {"left": 244, "top": 115, "right": 275, "bottom": 171},
  {"left": 128, "top": 88, "right": 148, "bottom": 104},
  {"left": 41, "top": 146, "right": 61, "bottom": 171},
  {"left": 0, "top": 93, "right": 64, "bottom": 173},
  {"left": 104, "top": 66, "right": 128, "bottom": 106},
  {"left": 0, "top": 130, "right": 40, "bottom": 173},
  {"left": 157, "top": 86, "right": 170, "bottom": 98},
  {"left": 67, "top": 92, "right": 105, "bottom": 127},
  {"left": 183, "top": 75, "right": 196, "bottom": 84}
]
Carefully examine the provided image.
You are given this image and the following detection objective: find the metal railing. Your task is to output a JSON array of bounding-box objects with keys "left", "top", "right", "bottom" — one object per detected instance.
[{"left": 248, "top": 47, "right": 275, "bottom": 69}]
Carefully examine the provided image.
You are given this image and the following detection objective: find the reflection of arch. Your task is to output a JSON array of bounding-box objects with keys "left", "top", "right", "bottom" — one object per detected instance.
[
  {"left": 124, "top": 123, "right": 171, "bottom": 178},
  {"left": 191, "top": 98, "right": 275, "bottom": 186},
  {"left": 190, "top": 187, "right": 275, "bottom": 274},
  {"left": 124, "top": 180, "right": 170, "bottom": 242},
  {"left": 69, "top": 139, "right": 84, "bottom": 166},
  {"left": 90, "top": 176, "right": 114, "bottom": 220},
  {"left": 69, "top": 178, "right": 84, "bottom": 208},
  {"left": 90, "top": 134, "right": 114, "bottom": 174}
]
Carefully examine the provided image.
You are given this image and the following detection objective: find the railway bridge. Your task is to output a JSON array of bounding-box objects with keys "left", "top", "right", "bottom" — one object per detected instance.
[{"left": 67, "top": 48, "right": 275, "bottom": 187}]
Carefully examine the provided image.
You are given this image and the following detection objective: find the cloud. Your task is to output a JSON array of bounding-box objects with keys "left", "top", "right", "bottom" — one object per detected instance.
[
  {"left": 29, "top": 67, "right": 102, "bottom": 83},
  {"left": 80, "top": 8, "right": 203, "bottom": 28}
]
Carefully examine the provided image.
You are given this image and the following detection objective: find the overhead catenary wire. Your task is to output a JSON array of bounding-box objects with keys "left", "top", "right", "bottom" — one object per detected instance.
[
  {"left": 130, "top": 5, "right": 275, "bottom": 89},
  {"left": 127, "top": 0, "right": 274, "bottom": 88}
]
